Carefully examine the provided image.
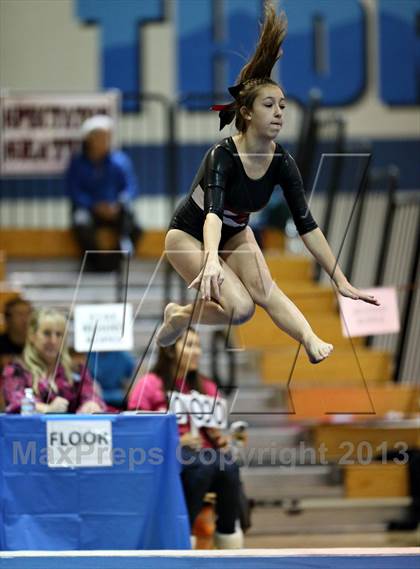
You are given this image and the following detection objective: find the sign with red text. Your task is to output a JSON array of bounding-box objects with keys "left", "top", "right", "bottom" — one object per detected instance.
[
  {"left": 338, "top": 286, "right": 400, "bottom": 337},
  {"left": 0, "top": 90, "right": 119, "bottom": 176}
]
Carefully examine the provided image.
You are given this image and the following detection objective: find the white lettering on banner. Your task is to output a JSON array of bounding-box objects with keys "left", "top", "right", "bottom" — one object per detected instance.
[
  {"left": 168, "top": 391, "right": 227, "bottom": 429},
  {"left": 74, "top": 303, "right": 133, "bottom": 352},
  {"left": 47, "top": 420, "right": 113, "bottom": 468},
  {"left": 0, "top": 91, "right": 119, "bottom": 176}
]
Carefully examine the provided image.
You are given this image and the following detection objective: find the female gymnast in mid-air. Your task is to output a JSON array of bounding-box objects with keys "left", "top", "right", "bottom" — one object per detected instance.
[{"left": 157, "top": 2, "right": 379, "bottom": 363}]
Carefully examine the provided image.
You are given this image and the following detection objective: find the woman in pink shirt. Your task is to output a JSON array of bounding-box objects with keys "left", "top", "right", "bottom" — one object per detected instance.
[
  {"left": 2, "top": 308, "right": 106, "bottom": 414},
  {"left": 128, "top": 327, "right": 243, "bottom": 549}
]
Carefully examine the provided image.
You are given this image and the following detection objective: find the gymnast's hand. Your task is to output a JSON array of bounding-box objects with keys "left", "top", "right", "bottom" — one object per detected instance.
[
  {"left": 188, "top": 258, "right": 225, "bottom": 302},
  {"left": 336, "top": 280, "right": 380, "bottom": 306}
]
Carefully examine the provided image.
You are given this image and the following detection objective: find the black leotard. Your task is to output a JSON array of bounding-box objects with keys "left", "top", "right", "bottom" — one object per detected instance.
[{"left": 169, "top": 136, "right": 318, "bottom": 249}]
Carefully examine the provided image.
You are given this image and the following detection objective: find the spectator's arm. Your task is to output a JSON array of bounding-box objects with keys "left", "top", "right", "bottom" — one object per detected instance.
[
  {"left": 77, "top": 367, "right": 107, "bottom": 412},
  {"left": 2, "top": 364, "right": 30, "bottom": 414},
  {"left": 128, "top": 376, "right": 153, "bottom": 410},
  {"left": 206, "top": 427, "right": 230, "bottom": 449},
  {"left": 117, "top": 154, "right": 139, "bottom": 205},
  {"left": 128, "top": 374, "right": 166, "bottom": 411},
  {"left": 66, "top": 158, "right": 92, "bottom": 210}
]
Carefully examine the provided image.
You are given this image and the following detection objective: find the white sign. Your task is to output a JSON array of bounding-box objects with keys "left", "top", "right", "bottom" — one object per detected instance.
[
  {"left": 168, "top": 392, "right": 189, "bottom": 425},
  {"left": 74, "top": 303, "right": 133, "bottom": 352},
  {"left": 168, "top": 391, "right": 228, "bottom": 429},
  {"left": 0, "top": 90, "right": 119, "bottom": 175},
  {"left": 338, "top": 286, "right": 400, "bottom": 337},
  {"left": 47, "top": 420, "right": 112, "bottom": 468}
]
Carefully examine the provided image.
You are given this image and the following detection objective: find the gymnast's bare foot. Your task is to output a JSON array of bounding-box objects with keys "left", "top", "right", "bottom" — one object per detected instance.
[
  {"left": 303, "top": 333, "right": 334, "bottom": 364},
  {"left": 156, "top": 303, "right": 189, "bottom": 347}
]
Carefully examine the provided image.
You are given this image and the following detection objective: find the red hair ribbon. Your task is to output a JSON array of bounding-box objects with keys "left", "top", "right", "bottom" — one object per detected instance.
[
  {"left": 210, "top": 104, "right": 232, "bottom": 111},
  {"left": 210, "top": 83, "right": 245, "bottom": 130},
  {"left": 210, "top": 101, "right": 237, "bottom": 130}
]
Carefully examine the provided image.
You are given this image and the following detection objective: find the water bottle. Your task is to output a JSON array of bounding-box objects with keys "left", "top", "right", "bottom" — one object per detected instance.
[{"left": 21, "top": 388, "right": 36, "bottom": 415}]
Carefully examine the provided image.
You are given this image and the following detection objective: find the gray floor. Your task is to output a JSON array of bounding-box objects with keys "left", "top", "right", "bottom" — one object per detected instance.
[{"left": 244, "top": 531, "right": 420, "bottom": 548}]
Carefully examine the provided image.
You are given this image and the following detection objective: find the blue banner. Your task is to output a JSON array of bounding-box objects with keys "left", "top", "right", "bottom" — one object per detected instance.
[{"left": 0, "top": 414, "right": 190, "bottom": 550}]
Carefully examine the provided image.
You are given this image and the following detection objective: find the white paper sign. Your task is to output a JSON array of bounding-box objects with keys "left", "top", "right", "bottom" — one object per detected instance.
[
  {"left": 168, "top": 392, "right": 189, "bottom": 425},
  {"left": 47, "top": 420, "right": 112, "bottom": 468},
  {"left": 338, "top": 286, "right": 400, "bottom": 337},
  {"left": 0, "top": 90, "right": 119, "bottom": 176},
  {"left": 168, "top": 391, "right": 228, "bottom": 429},
  {"left": 74, "top": 303, "right": 133, "bottom": 352}
]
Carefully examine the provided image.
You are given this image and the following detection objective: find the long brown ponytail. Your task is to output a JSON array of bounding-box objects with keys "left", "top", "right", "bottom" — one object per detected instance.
[
  {"left": 236, "top": 2, "right": 287, "bottom": 85},
  {"left": 216, "top": 2, "right": 287, "bottom": 132}
]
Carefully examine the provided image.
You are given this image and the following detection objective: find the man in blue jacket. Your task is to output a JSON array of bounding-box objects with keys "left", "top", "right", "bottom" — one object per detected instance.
[{"left": 66, "top": 115, "right": 142, "bottom": 271}]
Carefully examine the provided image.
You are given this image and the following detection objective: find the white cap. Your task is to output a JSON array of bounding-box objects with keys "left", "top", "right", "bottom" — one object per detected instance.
[{"left": 81, "top": 114, "right": 114, "bottom": 138}]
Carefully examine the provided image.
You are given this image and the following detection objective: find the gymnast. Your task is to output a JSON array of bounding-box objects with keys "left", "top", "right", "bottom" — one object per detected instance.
[{"left": 157, "top": 2, "right": 379, "bottom": 363}]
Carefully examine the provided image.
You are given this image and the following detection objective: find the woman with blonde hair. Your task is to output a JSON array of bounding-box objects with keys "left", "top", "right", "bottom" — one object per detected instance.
[
  {"left": 157, "top": 2, "right": 379, "bottom": 362},
  {"left": 2, "top": 308, "right": 105, "bottom": 414}
]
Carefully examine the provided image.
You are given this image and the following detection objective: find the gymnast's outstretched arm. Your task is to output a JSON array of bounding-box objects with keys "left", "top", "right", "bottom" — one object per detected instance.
[
  {"left": 189, "top": 212, "right": 225, "bottom": 301},
  {"left": 189, "top": 146, "right": 233, "bottom": 301},
  {"left": 301, "top": 227, "right": 380, "bottom": 305}
]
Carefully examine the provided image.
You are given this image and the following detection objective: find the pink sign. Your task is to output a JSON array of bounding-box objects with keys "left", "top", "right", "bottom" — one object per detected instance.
[{"left": 338, "top": 286, "right": 400, "bottom": 337}]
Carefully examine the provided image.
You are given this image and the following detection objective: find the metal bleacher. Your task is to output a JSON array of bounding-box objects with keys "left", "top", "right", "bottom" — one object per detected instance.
[{"left": 3, "top": 249, "right": 418, "bottom": 539}]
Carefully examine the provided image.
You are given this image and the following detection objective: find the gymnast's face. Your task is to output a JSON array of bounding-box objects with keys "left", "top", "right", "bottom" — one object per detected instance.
[
  {"left": 174, "top": 330, "right": 201, "bottom": 375},
  {"left": 246, "top": 84, "right": 286, "bottom": 139}
]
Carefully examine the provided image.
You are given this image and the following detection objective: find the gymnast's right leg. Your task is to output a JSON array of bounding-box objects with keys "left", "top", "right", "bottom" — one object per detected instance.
[{"left": 156, "top": 229, "right": 255, "bottom": 346}]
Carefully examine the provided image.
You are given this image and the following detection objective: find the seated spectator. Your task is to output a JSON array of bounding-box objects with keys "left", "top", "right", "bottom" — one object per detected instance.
[
  {"left": 2, "top": 308, "right": 106, "bottom": 414},
  {"left": 88, "top": 350, "right": 135, "bottom": 409},
  {"left": 0, "top": 298, "right": 32, "bottom": 410},
  {"left": 0, "top": 297, "right": 32, "bottom": 366},
  {"left": 128, "top": 327, "right": 243, "bottom": 549},
  {"left": 66, "top": 114, "right": 142, "bottom": 272}
]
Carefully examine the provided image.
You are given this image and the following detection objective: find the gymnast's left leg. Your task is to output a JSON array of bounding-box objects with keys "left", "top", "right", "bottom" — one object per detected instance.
[{"left": 221, "top": 227, "right": 333, "bottom": 364}]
